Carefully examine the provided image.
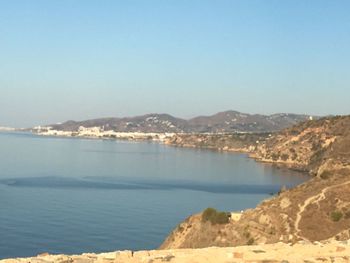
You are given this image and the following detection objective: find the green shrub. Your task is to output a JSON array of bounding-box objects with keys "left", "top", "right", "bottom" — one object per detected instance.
[
  {"left": 177, "top": 225, "right": 184, "bottom": 233},
  {"left": 271, "top": 153, "right": 279, "bottom": 161},
  {"left": 281, "top": 153, "right": 289, "bottom": 161},
  {"left": 202, "top": 208, "right": 217, "bottom": 222},
  {"left": 269, "top": 227, "right": 276, "bottom": 235},
  {"left": 311, "top": 141, "right": 321, "bottom": 151},
  {"left": 202, "top": 207, "right": 229, "bottom": 225},
  {"left": 319, "top": 170, "right": 332, "bottom": 180},
  {"left": 247, "top": 237, "right": 255, "bottom": 245},
  {"left": 243, "top": 231, "right": 251, "bottom": 239},
  {"left": 310, "top": 148, "right": 327, "bottom": 164},
  {"left": 215, "top": 212, "right": 230, "bottom": 224},
  {"left": 331, "top": 211, "right": 343, "bottom": 222}
]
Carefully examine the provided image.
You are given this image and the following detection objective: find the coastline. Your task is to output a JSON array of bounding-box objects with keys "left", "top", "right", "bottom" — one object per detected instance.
[
  {"left": 163, "top": 134, "right": 312, "bottom": 175},
  {"left": 30, "top": 128, "right": 312, "bottom": 175},
  {"left": 4, "top": 116, "right": 350, "bottom": 258}
]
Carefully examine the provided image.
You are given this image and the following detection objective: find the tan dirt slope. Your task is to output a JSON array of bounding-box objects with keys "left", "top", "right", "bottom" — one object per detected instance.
[
  {"left": 253, "top": 115, "right": 350, "bottom": 175},
  {"left": 161, "top": 116, "right": 350, "bottom": 250}
]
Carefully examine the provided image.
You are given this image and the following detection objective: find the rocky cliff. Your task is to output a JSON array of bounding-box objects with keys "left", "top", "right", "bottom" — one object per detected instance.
[
  {"left": 253, "top": 115, "right": 350, "bottom": 175},
  {"left": 165, "top": 116, "right": 350, "bottom": 176},
  {"left": 161, "top": 115, "right": 350, "bottom": 250},
  {"left": 164, "top": 133, "right": 270, "bottom": 153}
]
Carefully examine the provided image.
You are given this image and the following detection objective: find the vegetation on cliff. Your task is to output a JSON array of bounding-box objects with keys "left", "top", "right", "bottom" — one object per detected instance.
[
  {"left": 254, "top": 115, "right": 350, "bottom": 176},
  {"left": 160, "top": 115, "right": 350, "bottom": 250},
  {"left": 165, "top": 133, "right": 270, "bottom": 153},
  {"left": 201, "top": 208, "right": 230, "bottom": 225}
]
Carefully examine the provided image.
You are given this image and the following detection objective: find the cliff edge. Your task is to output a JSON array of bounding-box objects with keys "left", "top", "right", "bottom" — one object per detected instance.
[
  {"left": 2, "top": 241, "right": 350, "bottom": 263},
  {"left": 161, "top": 116, "right": 350, "bottom": 250}
]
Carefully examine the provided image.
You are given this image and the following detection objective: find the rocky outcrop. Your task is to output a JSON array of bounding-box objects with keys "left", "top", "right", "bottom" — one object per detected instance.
[
  {"left": 161, "top": 170, "right": 350, "bottom": 249},
  {"left": 164, "top": 133, "right": 270, "bottom": 153},
  {"left": 2, "top": 241, "right": 350, "bottom": 263},
  {"left": 253, "top": 116, "right": 350, "bottom": 176},
  {"left": 165, "top": 116, "right": 350, "bottom": 177},
  {"left": 161, "top": 115, "right": 350, "bottom": 250},
  {"left": 17, "top": 115, "right": 350, "bottom": 260}
]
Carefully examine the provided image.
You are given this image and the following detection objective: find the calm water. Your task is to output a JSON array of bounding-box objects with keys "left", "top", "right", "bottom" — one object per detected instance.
[{"left": 0, "top": 132, "right": 308, "bottom": 259}]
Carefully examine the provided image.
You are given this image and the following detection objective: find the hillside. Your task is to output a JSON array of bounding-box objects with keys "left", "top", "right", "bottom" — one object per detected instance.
[
  {"left": 253, "top": 115, "right": 350, "bottom": 175},
  {"left": 164, "top": 133, "right": 270, "bottom": 152},
  {"left": 160, "top": 115, "right": 350, "bottom": 249},
  {"left": 40, "top": 111, "right": 313, "bottom": 133}
]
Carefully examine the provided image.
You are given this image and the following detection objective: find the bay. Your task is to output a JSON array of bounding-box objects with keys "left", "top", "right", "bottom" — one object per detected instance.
[{"left": 0, "top": 132, "right": 308, "bottom": 259}]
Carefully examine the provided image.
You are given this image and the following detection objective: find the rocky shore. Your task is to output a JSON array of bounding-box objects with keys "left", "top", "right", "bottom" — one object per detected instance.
[
  {"left": 163, "top": 132, "right": 270, "bottom": 153},
  {"left": 165, "top": 116, "right": 350, "bottom": 177},
  {"left": 17, "top": 115, "right": 349, "bottom": 261},
  {"left": 2, "top": 241, "right": 350, "bottom": 263},
  {"left": 160, "top": 116, "right": 350, "bottom": 250}
]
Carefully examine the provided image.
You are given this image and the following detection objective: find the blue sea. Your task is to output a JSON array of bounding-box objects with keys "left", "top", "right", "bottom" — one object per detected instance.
[{"left": 0, "top": 132, "right": 308, "bottom": 259}]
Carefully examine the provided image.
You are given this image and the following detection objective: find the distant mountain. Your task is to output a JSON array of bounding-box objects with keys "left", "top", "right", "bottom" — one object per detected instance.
[
  {"left": 187, "top": 111, "right": 313, "bottom": 133},
  {"left": 45, "top": 111, "right": 315, "bottom": 133}
]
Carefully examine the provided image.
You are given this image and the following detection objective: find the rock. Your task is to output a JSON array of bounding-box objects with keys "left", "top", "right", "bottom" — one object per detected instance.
[
  {"left": 71, "top": 258, "right": 94, "bottom": 263},
  {"left": 258, "top": 214, "right": 270, "bottom": 225},
  {"left": 280, "top": 198, "right": 291, "bottom": 209},
  {"left": 252, "top": 249, "right": 266, "bottom": 253},
  {"left": 30, "top": 259, "right": 54, "bottom": 263},
  {"left": 336, "top": 246, "right": 346, "bottom": 252},
  {"left": 37, "top": 253, "right": 50, "bottom": 257},
  {"left": 233, "top": 252, "right": 244, "bottom": 258}
]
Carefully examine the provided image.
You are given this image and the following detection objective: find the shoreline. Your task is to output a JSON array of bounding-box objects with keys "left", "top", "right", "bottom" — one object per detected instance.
[
  {"left": 164, "top": 138, "right": 312, "bottom": 176},
  {"left": 4, "top": 130, "right": 309, "bottom": 176},
  {"left": 2, "top": 127, "right": 348, "bottom": 260},
  {"left": 29, "top": 129, "right": 312, "bottom": 176}
]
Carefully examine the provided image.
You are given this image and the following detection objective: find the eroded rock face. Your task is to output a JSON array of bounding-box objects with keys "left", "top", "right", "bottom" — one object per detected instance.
[
  {"left": 164, "top": 133, "right": 269, "bottom": 153},
  {"left": 161, "top": 171, "right": 350, "bottom": 250},
  {"left": 160, "top": 116, "right": 350, "bottom": 250},
  {"left": 2, "top": 241, "right": 350, "bottom": 263},
  {"left": 165, "top": 116, "right": 350, "bottom": 178},
  {"left": 254, "top": 116, "right": 350, "bottom": 176}
]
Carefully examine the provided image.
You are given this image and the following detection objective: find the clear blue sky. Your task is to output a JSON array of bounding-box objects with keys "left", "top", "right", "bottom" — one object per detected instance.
[{"left": 1, "top": 0, "right": 349, "bottom": 127}]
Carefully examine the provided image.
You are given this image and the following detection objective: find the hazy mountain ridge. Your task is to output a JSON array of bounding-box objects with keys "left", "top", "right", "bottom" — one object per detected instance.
[{"left": 46, "top": 111, "right": 313, "bottom": 133}]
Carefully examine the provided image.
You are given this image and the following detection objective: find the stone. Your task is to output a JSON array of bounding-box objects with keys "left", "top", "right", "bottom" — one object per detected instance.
[
  {"left": 37, "top": 253, "right": 50, "bottom": 257},
  {"left": 233, "top": 252, "right": 244, "bottom": 258},
  {"left": 72, "top": 258, "right": 94, "bottom": 263},
  {"left": 57, "top": 259, "right": 73, "bottom": 263},
  {"left": 252, "top": 249, "right": 266, "bottom": 253},
  {"left": 314, "top": 258, "right": 328, "bottom": 262},
  {"left": 336, "top": 246, "right": 346, "bottom": 252}
]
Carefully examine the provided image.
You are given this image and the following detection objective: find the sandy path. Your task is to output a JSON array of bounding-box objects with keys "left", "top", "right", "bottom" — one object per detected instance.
[{"left": 294, "top": 180, "right": 350, "bottom": 239}]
